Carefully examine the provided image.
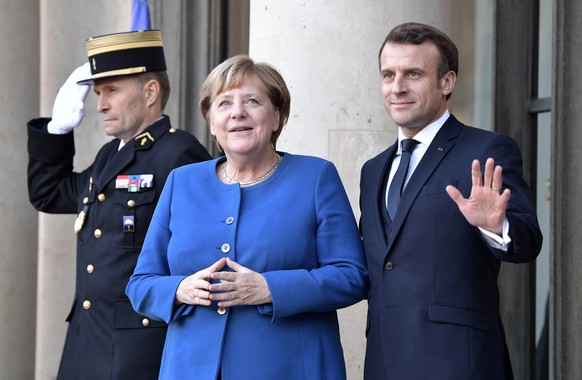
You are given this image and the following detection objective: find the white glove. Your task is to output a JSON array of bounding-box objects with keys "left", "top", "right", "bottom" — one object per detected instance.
[{"left": 47, "top": 62, "right": 92, "bottom": 134}]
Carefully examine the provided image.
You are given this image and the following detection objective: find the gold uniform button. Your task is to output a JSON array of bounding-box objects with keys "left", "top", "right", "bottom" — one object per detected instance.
[
  {"left": 142, "top": 318, "right": 150, "bottom": 327},
  {"left": 217, "top": 307, "right": 227, "bottom": 315},
  {"left": 169, "top": 128, "right": 176, "bottom": 133},
  {"left": 127, "top": 200, "right": 136, "bottom": 208},
  {"left": 94, "top": 229, "right": 102, "bottom": 238},
  {"left": 86, "top": 264, "right": 94, "bottom": 274},
  {"left": 83, "top": 300, "right": 91, "bottom": 310},
  {"left": 83, "top": 197, "right": 89, "bottom": 205},
  {"left": 97, "top": 193, "right": 106, "bottom": 202}
]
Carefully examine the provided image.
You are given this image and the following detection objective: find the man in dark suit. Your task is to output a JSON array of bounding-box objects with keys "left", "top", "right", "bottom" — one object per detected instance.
[
  {"left": 359, "top": 22, "right": 542, "bottom": 379},
  {"left": 27, "top": 30, "right": 211, "bottom": 379}
]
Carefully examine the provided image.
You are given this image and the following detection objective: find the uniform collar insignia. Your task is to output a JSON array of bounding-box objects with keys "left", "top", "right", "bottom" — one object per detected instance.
[{"left": 135, "top": 131, "right": 155, "bottom": 147}]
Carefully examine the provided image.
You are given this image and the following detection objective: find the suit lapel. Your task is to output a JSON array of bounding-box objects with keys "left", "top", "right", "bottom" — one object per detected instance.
[
  {"left": 386, "top": 117, "right": 463, "bottom": 253},
  {"left": 365, "top": 143, "right": 398, "bottom": 248}
]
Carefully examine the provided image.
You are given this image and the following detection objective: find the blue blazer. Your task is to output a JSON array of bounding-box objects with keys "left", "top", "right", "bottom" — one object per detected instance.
[
  {"left": 359, "top": 115, "right": 542, "bottom": 379},
  {"left": 126, "top": 153, "right": 368, "bottom": 380}
]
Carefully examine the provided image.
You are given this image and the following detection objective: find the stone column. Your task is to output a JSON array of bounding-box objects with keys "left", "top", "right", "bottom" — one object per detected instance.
[
  {"left": 35, "top": 2, "right": 130, "bottom": 378},
  {"left": 552, "top": 0, "right": 582, "bottom": 378},
  {"left": 0, "top": 2, "right": 40, "bottom": 379},
  {"left": 248, "top": 1, "right": 456, "bottom": 378}
]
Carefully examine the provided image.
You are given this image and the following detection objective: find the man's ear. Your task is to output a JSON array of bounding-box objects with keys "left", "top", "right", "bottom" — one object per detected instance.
[
  {"left": 144, "top": 79, "right": 160, "bottom": 107},
  {"left": 441, "top": 70, "right": 456, "bottom": 97}
]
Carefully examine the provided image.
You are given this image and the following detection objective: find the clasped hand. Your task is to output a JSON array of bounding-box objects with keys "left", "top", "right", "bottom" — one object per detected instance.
[
  {"left": 445, "top": 158, "right": 510, "bottom": 236},
  {"left": 175, "top": 257, "right": 272, "bottom": 307}
]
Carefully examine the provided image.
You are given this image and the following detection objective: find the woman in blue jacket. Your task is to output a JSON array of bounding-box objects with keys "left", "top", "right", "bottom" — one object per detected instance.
[{"left": 126, "top": 55, "right": 368, "bottom": 380}]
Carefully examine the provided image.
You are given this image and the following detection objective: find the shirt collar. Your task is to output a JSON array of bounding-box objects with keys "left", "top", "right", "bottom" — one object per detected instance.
[{"left": 397, "top": 109, "right": 450, "bottom": 152}]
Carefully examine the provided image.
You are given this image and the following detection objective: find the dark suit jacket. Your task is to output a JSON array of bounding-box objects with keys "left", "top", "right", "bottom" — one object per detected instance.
[
  {"left": 359, "top": 115, "right": 542, "bottom": 380},
  {"left": 27, "top": 116, "right": 211, "bottom": 380}
]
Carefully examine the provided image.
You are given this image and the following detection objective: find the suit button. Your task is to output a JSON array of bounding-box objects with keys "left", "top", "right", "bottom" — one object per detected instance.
[
  {"left": 86, "top": 264, "right": 94, "bottom": 274},
  {"left": 384, "top": 261, "right": 394, "bottom": 271},
  {"left": 226, "top": 216, "right": 235, "bottom": 225},
  {"left": 221, "top": 243, "right": 231, "bottom": 253},
  {"left": 127, "top": 200, "right": 136, "bottom": 208},
  {"left": 94, "top": 229, "right": 102, "bottom": 238},
  {"left": 217, "top": 307, "right": 227, "bottom": 315},
  {"left": 142, "top": 318, "right": 150, "bottom": 327},
  {"left": 83, "top": 300, "right": 91, "bottom": 310},
  {"left": 97, "top": 193, "right": 106, "bottom": 202}
]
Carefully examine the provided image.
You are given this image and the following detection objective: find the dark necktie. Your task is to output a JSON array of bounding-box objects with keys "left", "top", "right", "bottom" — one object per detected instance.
[{"left": 387, "top": 139, "right": 419, "bottom": 220}]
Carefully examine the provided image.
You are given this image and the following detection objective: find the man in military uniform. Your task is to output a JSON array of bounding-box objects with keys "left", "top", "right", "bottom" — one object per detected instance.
[{"left": 27, "top": 30, "right": 211, "bottom": 380}]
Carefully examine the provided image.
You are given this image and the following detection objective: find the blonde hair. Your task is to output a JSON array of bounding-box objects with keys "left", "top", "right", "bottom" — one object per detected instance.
[{"left": 199, "top": 55, "right": 291, "bottom": 150}]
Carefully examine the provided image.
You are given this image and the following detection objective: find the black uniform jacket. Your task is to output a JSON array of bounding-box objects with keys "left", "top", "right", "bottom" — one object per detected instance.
[{"left": 27, "top": 115, "right": 211, "bottom": 380}]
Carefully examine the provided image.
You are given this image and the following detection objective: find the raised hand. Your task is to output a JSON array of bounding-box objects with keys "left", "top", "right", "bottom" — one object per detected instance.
[
  {"left": 445, "top": 158, "right": 510, "bottom": 235},
  {"left": 47, "top": 62, "right": 92, "bottom": 134}
]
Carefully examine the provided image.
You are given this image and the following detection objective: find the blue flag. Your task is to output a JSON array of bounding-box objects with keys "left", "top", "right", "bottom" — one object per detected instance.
[{"left": 131, "top": 0, "right": 151, "bottom": 31}]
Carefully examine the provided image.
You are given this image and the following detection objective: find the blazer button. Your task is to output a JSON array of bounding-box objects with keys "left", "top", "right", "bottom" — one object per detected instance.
[
  {"left": 142, "top": 318, "right": 150, "bottom": 327},
  {"left": 86, "top": 264, "right": 94, "bottom": 274},
  {"left": 384, "top": 261, "right": 394, "bottom": 271},
  {"left": 221, "top": 243, "right": 231, "bottom": 254},
  {"left": 82, "top": 300, "right": 91, "bottom": 310},
  {"left": 217, "top": 307, "right": 227, "bottom": 315},
  {"left": 94, "top": 229, "right": 102, "bottom": 238},
  {"left": 225, "top": 216, "right": 235, "bottom": 225}
]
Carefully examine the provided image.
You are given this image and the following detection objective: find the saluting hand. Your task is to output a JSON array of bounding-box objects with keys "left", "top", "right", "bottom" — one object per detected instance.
[
  {"left": 175, "top": 258, "right": 227, "bottom": 306},
  {"left": 445, "top": 158, "right": 510, "bottom": 236},
  {"left": 209, "top": 258, "right": 272, "bottom": 307},
  {"left": 47, "top": 62, "right": 92, "bottom": 135}
]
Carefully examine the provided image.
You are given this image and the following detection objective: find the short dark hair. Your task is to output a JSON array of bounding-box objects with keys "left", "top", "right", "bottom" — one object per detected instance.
[
  {"left": 378, "top": 22, "right": 458, "bottom": 99},
  {"left": 137, "top": 71, "right": 171, "bottom": 110}
]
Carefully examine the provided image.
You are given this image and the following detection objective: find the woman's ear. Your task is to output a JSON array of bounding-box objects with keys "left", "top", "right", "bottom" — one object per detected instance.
[{"left": 273, "top": 109, "right": 280, "bottom": 132}]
